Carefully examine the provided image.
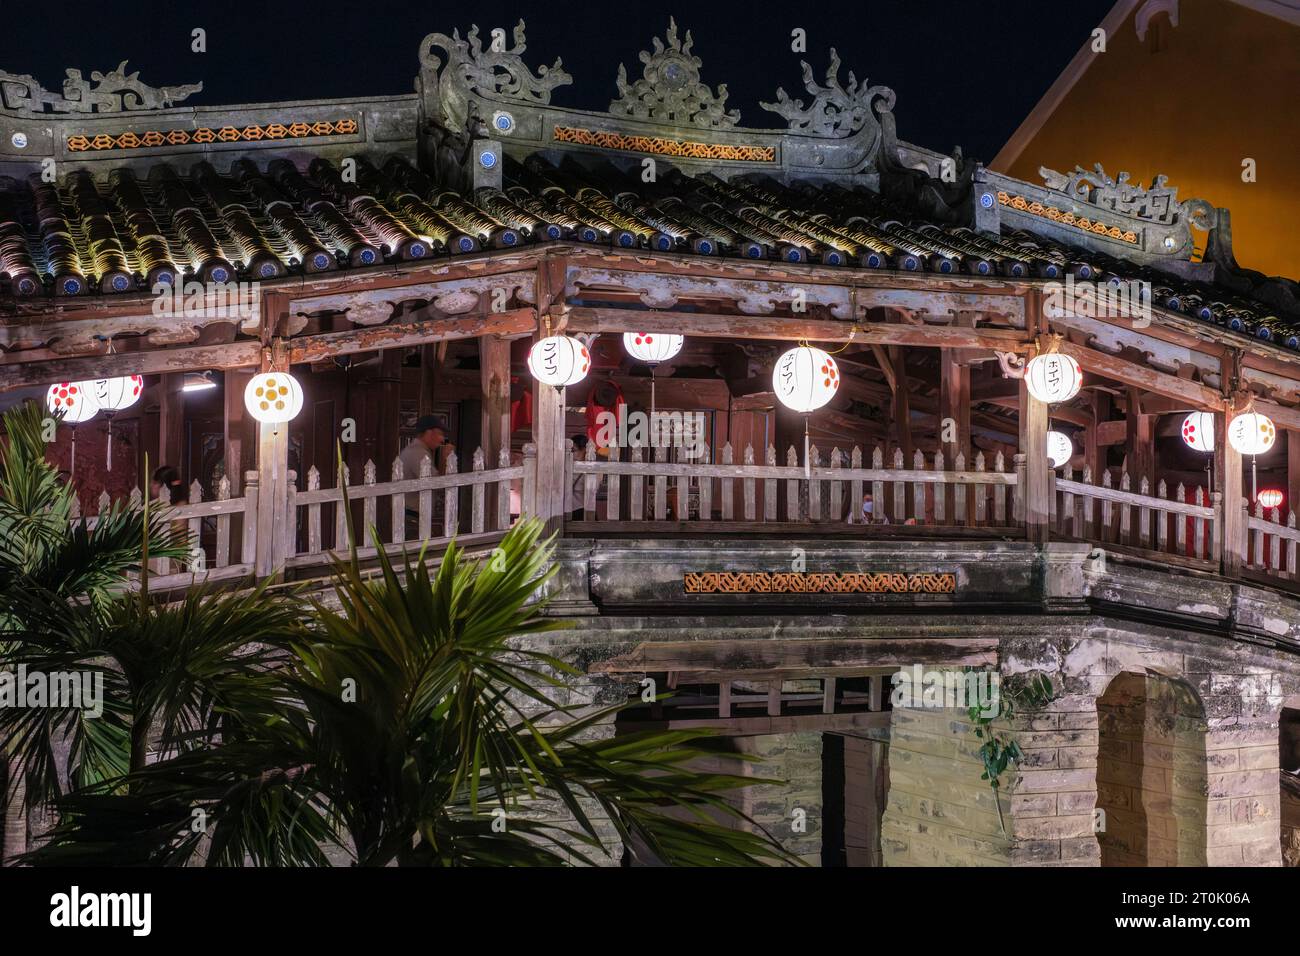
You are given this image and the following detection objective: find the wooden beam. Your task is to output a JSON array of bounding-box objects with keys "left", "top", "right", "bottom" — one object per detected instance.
[
  {"left": 1057, "top": 340, "right": 1223, "bottom": 411},
  {"left": 564, "top": 307, "right": 1027, "bottom": 350},
  {"left": 288, "top": 308, "right": 535, "bottom": 365},
  {"left": 589, "top": 637, "right": 998, "bottom": 674},
  {"left": 0, "top": 341, "right": 261, "bottom": 390}
]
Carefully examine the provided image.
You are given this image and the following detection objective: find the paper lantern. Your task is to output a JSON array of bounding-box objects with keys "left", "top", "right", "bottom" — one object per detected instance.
[
  {"left": 527, "top": 335, "right": 589, "bottom": 387},
  {"left": 244, "top": 372, "right": 304, "bottom": 424},
  {"left": 46, "top": 382, "right": 99, "bottom": 423},
  {"left": 1047, "top": 431, "right": 1073, "bottom": 468},
  {"left": 1258, "top": 489, "right": 1284, "bottom": 509},
  {"left": 1227, "top": 412, "right": 1276, "bottom": 456},
  {"left": 1024, "top": 353, "right": 1082, "bottom": 404},
  {"left": 90, "top": 375, "right": 144, "bottom": 413},
  {"left": 1180, "top": 412, "right": 1214, "bottom": 452},
  {"left": 773, "top": 346, "right": 840, "bottom": 414},
  {"left": 623, "top": 332, "right": 683, "bottom": 364}
]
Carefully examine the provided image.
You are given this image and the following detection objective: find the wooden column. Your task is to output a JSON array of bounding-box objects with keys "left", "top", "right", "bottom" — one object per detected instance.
[
  {"left": 1288, "top": 432, "right": 1300, "bottom": 525},
  {"left": 223, "top": 370, "right": 254, "bottom": 494},
  {"left": 376, "top": 348, "right": 403, "bottom": 466},
  {"left": 1219, "top": 410, "right": 1245, "bottom": 575},
  {"left": 1125, "top": 387, "right": 1156, "bottom": 490},
  {"left": 481, "top": 335, "right": 512, "bottom": 523},
  {"left": 843, "top": 735, "right": 888, "bottom": 868},
  {"left": 941, "top": 349, "right": 971, "bottom": 516},
  {"left": 531, "top": 379, "right": 567, "bottom": 530},
  {"left": 1019, "top": 378, "right": 1050, "bottom": 544},
  {"left": 254, "top": 422, "right": 292, "bottom": 579},
  {"left": 156, "top": 372, "right": 186, "bottom": 476},
  {"left": 1084, "top": 391, "right": 1108, "bottom": 479},
  {"left": 888, "top": 346, "right": 914, "bottom": 464}
]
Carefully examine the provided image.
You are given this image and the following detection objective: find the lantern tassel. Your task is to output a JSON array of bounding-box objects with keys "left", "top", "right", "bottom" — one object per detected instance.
[
  {"left": 106, "top": 416, "right": 113, "bottom": 471},
  {"left": 804, "top": 418, "right": 811, "bottom": 479},
  {"left": 70, "top": 424, "right": 77, "bottom": 475}
]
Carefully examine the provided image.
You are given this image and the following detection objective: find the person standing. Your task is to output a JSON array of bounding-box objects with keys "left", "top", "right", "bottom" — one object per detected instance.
[{"left": 400, "top": 415, "right": 452, "bottom": 538}]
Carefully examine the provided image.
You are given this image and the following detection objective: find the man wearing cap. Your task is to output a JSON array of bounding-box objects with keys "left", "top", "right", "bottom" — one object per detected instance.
[{"left": 401, "top": 415, "right": 452, "bottom": 537}]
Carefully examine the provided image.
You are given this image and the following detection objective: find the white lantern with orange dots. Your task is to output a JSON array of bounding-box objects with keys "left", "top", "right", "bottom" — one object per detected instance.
[
  {"left": 244, "top": 372, "right": 304, "bottom": 425},
  {"left": 1024, "top": 353, "right": 1082, "bottom": 405},
  {"left": 1227, "top": 412, "right": 1276, "bottom": 456},
  {"left": 1180, "top": 412, "right": 1214, "bottom": 453},
  {"left": 773, "top": 345, "right": 839, "bottom": 414},
  {"left": 46, "top": 382, "right": 99, "bottom": 423},
  {"left": 527, "top": 335, "right": 589, "bottom": 387},
  {"left": 1047, "top": 430, "right": 1073, "bottom": 468},
  {"left": 622, "top": 332, "right": 683, "bottom": 364}
]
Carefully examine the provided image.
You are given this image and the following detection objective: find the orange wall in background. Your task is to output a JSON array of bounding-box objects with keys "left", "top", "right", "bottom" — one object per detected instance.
[{"left": 997, "top": 0, "right": 1299, "bottom": 279}]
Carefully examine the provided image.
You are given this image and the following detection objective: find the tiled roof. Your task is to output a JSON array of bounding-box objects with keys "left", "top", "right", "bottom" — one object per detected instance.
[{"left": 1, "top": 153, "right": 1296, "bottom": 346}]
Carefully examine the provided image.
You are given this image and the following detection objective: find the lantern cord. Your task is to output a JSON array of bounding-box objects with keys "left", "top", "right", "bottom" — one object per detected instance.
[
  {"left": 649, "top": 365, "right": 657, "bottom": 424},
  {"left": 70, "top": 424, "right": 77, "bottom": 475},
  {"left": 1252, "top": 456, "right": 1258, "bottom": 502},
  {"left": 804, "top": 417, "right": 811, "bottom": 479},
  {"left": 106, "top": 417, "right": 113, "bottom": 472}
]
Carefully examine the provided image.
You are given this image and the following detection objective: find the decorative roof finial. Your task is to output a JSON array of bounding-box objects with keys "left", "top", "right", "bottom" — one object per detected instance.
[
  {"left": 0, "top": 61, "right": 201, "bottom": 113},
  {"left": 420, "top": 19, "right": 572, "bottom": 106},
  {"left": 609, "top": 18, "right": 739, "bottom": 129},
  {"left": 760, "top": 49, "right": 894, "bottom": 137}
]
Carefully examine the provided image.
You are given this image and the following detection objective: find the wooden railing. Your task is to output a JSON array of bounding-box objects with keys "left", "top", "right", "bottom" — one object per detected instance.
[
  {"left": 1244, "top": 501, "right": 1300, "bottom": 580},
  {"left": 285, "top": 447, "right": 524, "bottom": 568},
  {"left": 1053, "top": 465, "right": 1220, "bottom": 564},
  {"left": 73, "top": 472, "right": 257, "bottom": 589},
  {"left": 569, "top": 442, "right": 1021, "bottom": 529}
]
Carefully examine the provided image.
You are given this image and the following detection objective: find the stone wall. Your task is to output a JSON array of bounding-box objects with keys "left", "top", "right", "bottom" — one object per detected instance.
[{"left": 882, "top": 704, "right": 1014, "bottom": 866}]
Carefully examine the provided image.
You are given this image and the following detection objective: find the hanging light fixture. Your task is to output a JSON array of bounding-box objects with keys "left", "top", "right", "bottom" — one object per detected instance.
[
  {"left": 45, "top": 382, "right": 99, "bottom": 423},
  {"left": 244, "top": 372, "right": 304, "bottom": 425},
  {"left": 623, "top": 332, "right": 683, "bottom": 430},
  {"left": 46, "top": 382, "right": 99, "bottom": 476},
  {"left": 773, "top": 345, "right": 839, "bottom": 413},
  {"left": 1047, "top": 430, "right": 1073, "bottom": 468},
  {"left": 773, "top": 345, "right": 840, "bottom": 478},
  {"left": 527, "top": 335, "right": 590, "bottom": 387},
  {"left": 622, "top": 332, "right": 683, "bottom": 364},
  {"left": 1227, "top": 411, "right": 1276, "bottom": 456},
  {"left": 88, "top": 375, "right": 144, "bottom": 471},
  {"left": 89, "top": 375, "right": 143, "bottom": 413},
  {"left": 1024, "top": 353, "right": 1082, "bottom": 405},
  {"left": 1180, "top": 412, "right": 1215, "bottom": 452},
  {"left": 1258, "top": 488, "right": 1284, "bottom": 510}
]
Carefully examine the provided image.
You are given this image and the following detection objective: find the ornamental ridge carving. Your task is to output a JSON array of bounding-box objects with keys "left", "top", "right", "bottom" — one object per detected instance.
[
  {"left": 1038, "top": 162, "right": 1183, "bottom": 225},
  {"left": 0, "top": 61, "right": 201, "bottom": 113},
  {"left": 609, "top": 18, "right": 739, "bottom": 130},
  {"left": 419, "top": 20, "right": 572, "bottom": 105},
  {"left": 760, "top": 48, "right": 895, "bottom": 137}
]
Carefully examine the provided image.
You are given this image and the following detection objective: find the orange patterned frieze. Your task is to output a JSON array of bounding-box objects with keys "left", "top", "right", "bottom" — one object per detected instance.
[
  {"left": 997, "top": 190, "right": 1138, "bottom": 244},
  {"left": 553, "top": 126, "right": 775, "bottom": 162},
  {"left": 682, "top": 571, "right": 956, "bottom": 594},
  {"left": 67, "top": 118, "right": 359, "bottom": 153}
]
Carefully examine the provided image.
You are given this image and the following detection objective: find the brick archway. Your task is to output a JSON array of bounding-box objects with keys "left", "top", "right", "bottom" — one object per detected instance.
[{"left": 1096, "top": 671, "right": 1207, "bottom": 866}]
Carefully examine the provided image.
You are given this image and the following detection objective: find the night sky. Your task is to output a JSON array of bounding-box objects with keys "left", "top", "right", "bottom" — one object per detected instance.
[{"left": 1, "top": 0, "right": 1115, "bottom": 163}]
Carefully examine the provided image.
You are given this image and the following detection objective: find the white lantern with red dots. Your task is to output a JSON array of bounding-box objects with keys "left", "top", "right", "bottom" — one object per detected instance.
[
  {"left": 622, "top": 332, "right": 683, "bottom": 364},
  {"left": 89, "top": 375, "right": 144, "bottom": 413},
  {"left": 46, "top": 382, "right": 99, "bottom": 423},
  {"left": 1047, "top": 430, "right": 1073, "bottom": 468},
  {"left": 773, "top": 345, "right": 839, "bottom": 413},
  {"left": 244, "top": 372, "right": 304, "bottom": 425},
  {"left": 1180, "top": 412, "right": 1214, "bottom": 453},
  {"left": 527, "top": 335, "right": 589, "bottom": 387},
  {"left": 1227, "top": 412, "right": 1276, "bottom": 456},
  {"left": 1024, "top": 353, "right": 1082, "bottom": 404}
]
